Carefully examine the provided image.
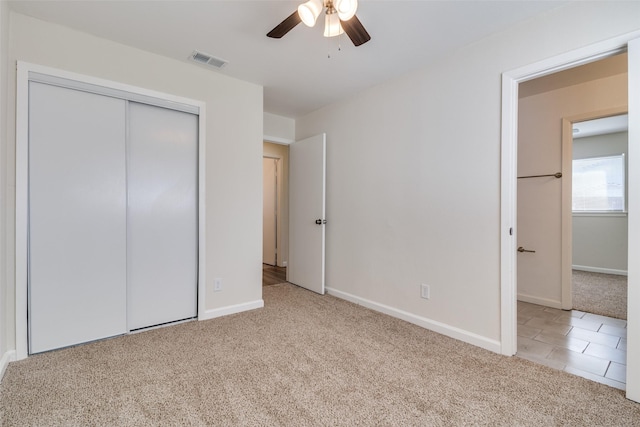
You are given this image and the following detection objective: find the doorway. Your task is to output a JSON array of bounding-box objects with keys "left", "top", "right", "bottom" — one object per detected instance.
[
  {"left": 571, "top": 115, "right": 629, "bottom": 321},
  {"left": 262, "top": 134, "right": 327, "bottom": 294},
  {"left": 516, "top": 53, "right": 627, "bottom": 310},
  {"left": 502, "top": 32, "right": 640, "bottom": 403},
  {"left": 514, "top": 53, "right": 629, "bottom": 389},
  {"left": 263, "top": 141, "right": 290, "bottom": 286}
]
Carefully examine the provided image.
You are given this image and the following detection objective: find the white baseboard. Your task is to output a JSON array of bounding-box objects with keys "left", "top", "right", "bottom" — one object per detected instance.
[
  {"left": 326, "top": 287, "right": 501, "bottom": 354},
  {"left": 0, "top": 350, "right": 16, "bottom": 382},
  {"left": 517, "top": 293, "right": 562, "bottom": 309},
  {"left": 199, "top": 299, "right": 264, "bottom": 321},
  {"left": 573, "top": 265, "right": 628, "bottom": 276}
]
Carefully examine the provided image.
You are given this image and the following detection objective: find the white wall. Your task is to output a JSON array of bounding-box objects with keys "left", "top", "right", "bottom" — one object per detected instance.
[
  {"left": 295, "top": 2, "right": 640, "bottom": 349},
  {"left": 2, "top": 13, "right": 264, "bottom": 354},
  {"left": 264, "top": 112, "right": 295, "bottom": 144},
  {"left": 573, "top": 131, "right": 628, "bottom": 274},
  {"left": 0, "top": 0, "right": 11, "bottom": 375}
]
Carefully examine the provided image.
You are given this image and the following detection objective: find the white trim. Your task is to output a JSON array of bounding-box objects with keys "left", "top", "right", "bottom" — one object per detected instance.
[
  {"left": 561, "top": 118, "right": 573, "bottom": 310},
  {"left": 199, "top": 300, "right": 264, "bottom": 321},
  {"left": 15, "top": 64, "right": 29, "bottom": 360},
  {"left": 25, "top": 64, "right": 202, "bottom": 113},
  {"left": 197, "top": 102, "right": 207, "bottom": 327},
  {"left": 15, "top": 62, "right": 207, "bottom": 360},
  {"left": 0, "top": 350, "right": 16, "bottom": 382},
  {"left": 625, "top": 36, "right": 640, "bottom": 403},
  {"left": 263, "top": 135, "right": 294, "bottom": 145},
  {"left": 501, "top": 30, "right": 640, "bottom": 402},
  {"left": 517, "top": 294, "right": 562, "bottom": 310},
  {"left": 327, "top": 287, "right": 501, "bottom": 354},
  {"left": 29, "top": 71, "right": 199, "bottom": 114},
  {"left": 572, "top": 265, "right": 628, "bottom": 276},
  {"left": 500, "top": 73, "right": 519, "bottom": 356}
]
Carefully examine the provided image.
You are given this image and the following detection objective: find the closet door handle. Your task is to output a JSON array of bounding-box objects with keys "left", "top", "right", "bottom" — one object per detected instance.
[{"left": 517, "top": 246, "right": 535, "bottom": 253}]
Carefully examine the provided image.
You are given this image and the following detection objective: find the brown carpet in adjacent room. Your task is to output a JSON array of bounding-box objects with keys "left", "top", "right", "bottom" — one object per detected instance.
[
  {"left": 572, "top": 270, "right": 627, "bottom": 320},
  {"left": 1, "top": 283, "right": 639, "bottom": 426}
]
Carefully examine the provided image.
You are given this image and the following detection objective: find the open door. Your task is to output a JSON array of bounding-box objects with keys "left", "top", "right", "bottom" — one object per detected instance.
[{"left": 288, "top": 134, "right": 326, "bottom": 294}]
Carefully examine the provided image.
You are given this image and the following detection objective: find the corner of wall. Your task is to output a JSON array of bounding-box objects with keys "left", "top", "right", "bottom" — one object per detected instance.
[
  {"left": 1, "top": 0, "right": 11, "bottom": 362},
  {"left": 263, "top": 112, "right": 295, "bottom": 144},
  {"left": 0, "top": 350, "right": 16, "bottom": 382},
  {"left": 199, "top": 299, "right": 264, "bottom": 321}
]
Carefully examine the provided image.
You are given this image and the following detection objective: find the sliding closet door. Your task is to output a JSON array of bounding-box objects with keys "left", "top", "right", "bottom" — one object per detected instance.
[
  {"left": 127, "top": 102, "right": 198, "bottom": 330},
  {"left": 28, "top": 82, "right": 127, "bottom": 353}
]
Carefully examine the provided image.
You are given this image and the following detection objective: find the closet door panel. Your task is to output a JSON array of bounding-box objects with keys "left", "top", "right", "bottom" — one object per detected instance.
[
  {"left": 28, "top": 82, "right": 128, "bottom": 353},
  {"left": 127, "top": 102, "right": 198, "bottom": 330}
]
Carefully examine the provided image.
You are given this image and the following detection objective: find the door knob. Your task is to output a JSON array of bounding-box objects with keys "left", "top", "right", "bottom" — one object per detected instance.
[{"left": 517, "top": 246, "right": 535, "bottom": 253}]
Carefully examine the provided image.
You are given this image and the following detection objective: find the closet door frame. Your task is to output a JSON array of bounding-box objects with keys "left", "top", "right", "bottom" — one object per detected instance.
[{"left": 15, "top": 62, "right": 207, "bottom": 360}]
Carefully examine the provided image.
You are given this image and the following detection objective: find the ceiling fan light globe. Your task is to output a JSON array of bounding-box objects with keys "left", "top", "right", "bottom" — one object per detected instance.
[
  {"left": 323, "top": 12, "right": 344, "bottom": 37},
  {"left": 298, "top": 0, "right": 323, "bottom": 27},
  {"left": 335, "top": 0, "right": 358, "bottom": 21}
]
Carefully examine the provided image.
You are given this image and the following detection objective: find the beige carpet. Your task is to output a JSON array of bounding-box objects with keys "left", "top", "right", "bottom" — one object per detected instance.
[
  {"left": 573, "top": 270, "right": 627, "bottom": 320},
  {"left": 1, "top": 283, "right": 639, "bottom": 426}
]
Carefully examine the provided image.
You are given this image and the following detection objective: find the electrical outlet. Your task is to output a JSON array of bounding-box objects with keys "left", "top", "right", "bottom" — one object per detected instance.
[
  {"left": 214, "top": 278, "right": 223, "bottom": 292},
  {"left": 282, "top": 261, "right": 287, "bottom": 267},
  {"left": 420, "top": 284, "right": 430, "bottom": 299}
]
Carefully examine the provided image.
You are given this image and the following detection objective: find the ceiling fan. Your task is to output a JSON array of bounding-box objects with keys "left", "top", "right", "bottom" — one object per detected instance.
[{"left": 267, "top": 0, "right": 371, "bottom": 47}]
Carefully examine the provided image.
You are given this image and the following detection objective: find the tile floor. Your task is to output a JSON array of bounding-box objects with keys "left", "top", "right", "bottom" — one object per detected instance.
[{"left": 517, "top": 301, "right": 627, "bottom": 390}]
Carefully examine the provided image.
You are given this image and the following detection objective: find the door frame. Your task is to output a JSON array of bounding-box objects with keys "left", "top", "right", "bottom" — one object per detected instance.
[
  {"left": 263, "top": 139, "right": 291, "bottom": 268},
  {"left": 15, "top": 62, "right": 207, "bottom": 360},
  {"left": 501, "top": 31, "right": 640, "bottom": 401}
]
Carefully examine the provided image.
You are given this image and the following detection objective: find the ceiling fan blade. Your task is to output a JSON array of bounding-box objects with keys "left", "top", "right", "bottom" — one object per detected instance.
[
  {"left": 267, "top": 11, "right": 302, "bottom": 39},
  {"left": 340, "top": 15, "right": 371, "bottom": 46}
]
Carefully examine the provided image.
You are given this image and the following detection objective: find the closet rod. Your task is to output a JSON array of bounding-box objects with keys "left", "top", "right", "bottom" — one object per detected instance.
[{"left": 517, "top": 172, "right": 562, "bottom": 179}]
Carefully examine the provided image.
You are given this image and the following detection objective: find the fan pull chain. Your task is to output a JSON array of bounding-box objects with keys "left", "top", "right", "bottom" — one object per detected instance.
[{"left": 327, "top": 33, "right": 343, "bottom": 59}]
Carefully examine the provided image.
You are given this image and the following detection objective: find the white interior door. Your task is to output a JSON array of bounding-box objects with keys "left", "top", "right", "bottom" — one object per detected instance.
[
  {"left": 28, "top": 82, "right": 128, "bottom": 353},
  {"left": 288, "top": 134, "right": 326, "bottom": 294},
  {"left": 263, "top": 157, "right": 277, "bottom": 265},
  {"left": 127, "top": 102, "right": 198, "bottom": 331}
]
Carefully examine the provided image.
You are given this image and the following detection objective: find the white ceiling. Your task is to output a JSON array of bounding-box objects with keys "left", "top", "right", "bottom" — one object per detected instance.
[
  {"left": 573, "top": 114, "right": 629, "bottom": 139},
  {"left": 8, "top": 0, "right": 568, "bottom": 118}
]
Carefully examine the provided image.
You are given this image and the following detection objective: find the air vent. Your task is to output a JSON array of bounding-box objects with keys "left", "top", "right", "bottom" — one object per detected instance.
[{"left": 189, "top": 50, "right": 228, "bottom": 70}]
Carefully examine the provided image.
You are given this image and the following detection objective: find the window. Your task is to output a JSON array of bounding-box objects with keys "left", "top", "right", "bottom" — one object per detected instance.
[{"left": 572, "top": 154, "right": 625, "bottom": 212}]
